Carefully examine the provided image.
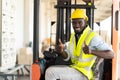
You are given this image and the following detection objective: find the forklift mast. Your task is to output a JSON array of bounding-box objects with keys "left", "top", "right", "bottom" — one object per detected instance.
[{"left": 55, "top": 0, "right": 95, "bottom": 44}]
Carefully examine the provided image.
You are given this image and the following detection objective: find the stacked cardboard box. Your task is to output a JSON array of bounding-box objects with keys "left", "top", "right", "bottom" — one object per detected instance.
[
  {"left": 17, "top": 47, "right": 33, "bottom": 75},
  {"left": 17, "top": 47, "right": 33, "bottom": 65}
]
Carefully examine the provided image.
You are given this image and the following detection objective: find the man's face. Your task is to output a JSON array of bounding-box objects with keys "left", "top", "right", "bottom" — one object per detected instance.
[{"left": 72, "top": 18, "right": 86, "bottom": 33}]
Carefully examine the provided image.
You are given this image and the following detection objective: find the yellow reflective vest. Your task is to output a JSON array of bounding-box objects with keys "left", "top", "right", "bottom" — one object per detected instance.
[{"left": 69, "top": 26, "right": 97, "bottom": 80}]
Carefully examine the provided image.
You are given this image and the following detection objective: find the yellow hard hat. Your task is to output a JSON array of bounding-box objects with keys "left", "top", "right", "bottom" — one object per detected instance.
[{"left": 70, "top": 9, "right": 88, "bottom": 21}]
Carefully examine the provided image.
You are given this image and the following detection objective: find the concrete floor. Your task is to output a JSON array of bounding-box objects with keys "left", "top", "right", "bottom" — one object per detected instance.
[
  {"left": 0, "top": 75, "right": 30, "bottom": 80},
  {"left": 0, "top": 65, "right": 30, "bottom": 80},
  {"left": 16, "top": 75, "right": 30, "bottom": 80}
]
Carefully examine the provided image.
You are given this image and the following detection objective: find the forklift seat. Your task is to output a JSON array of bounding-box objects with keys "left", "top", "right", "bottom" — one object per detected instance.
[{"left": 93, "top": 58, "right": 104, "bottom": 80}]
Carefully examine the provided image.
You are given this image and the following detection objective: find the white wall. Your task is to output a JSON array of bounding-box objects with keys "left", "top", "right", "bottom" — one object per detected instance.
[
  {"left": 15, "top": 0, "right": 54, "bottom": 53},
  {"left": 23, "top": 0, "right": 55, "bottom": 49},
  {"left": 24, "top": 0, "right": 33, "bottom": 47},
  {"left": 39, "top": 0, "right": 57, "bottom": 50},
  {"left": 40, "top": 0, "right": 52, "bottom": 42},
  {"left": 100, "top": 17, "right": 112, "bottom": 37},
  {"left": 15, "top": 0, "right": 24, "bottom": 52}
]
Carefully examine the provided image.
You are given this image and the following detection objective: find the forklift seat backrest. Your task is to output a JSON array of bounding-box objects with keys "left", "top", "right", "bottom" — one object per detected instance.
[{"left": 92, "top": 58, "right": 104, "bottom": 80}]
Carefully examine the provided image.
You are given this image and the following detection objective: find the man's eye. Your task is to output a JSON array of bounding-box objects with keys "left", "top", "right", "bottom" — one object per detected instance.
[
  {"left": 79, "top": 21, "right": 83, "bottom": 24},
  {"left": 72, "top": 22, "right": 76, "bottom": 24},
  {"left": 79, "top": 21, "right": 82, "bottom": 24},
  {"left": 72, "top": 21, "right": 83, "bottom": 24}
]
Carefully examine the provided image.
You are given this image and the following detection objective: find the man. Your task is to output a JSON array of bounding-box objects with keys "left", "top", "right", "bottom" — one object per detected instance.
[{"left": 45, "top": 9, "right": 114, "bottom": 80}]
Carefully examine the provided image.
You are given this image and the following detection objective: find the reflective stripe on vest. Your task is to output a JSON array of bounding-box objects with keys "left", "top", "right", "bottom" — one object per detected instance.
[{"left": 69, "top": 26, "right": 97, "bottom": 80}]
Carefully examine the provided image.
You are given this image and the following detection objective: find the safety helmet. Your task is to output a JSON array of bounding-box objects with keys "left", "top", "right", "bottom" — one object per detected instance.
[{"left": 70, "top": 9, "right": 88, "bottom": 21}]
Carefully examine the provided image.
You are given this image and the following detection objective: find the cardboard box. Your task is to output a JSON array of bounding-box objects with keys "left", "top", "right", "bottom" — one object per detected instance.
[{"left": 17, "top": 47, "right": 33, "bottom": 65}]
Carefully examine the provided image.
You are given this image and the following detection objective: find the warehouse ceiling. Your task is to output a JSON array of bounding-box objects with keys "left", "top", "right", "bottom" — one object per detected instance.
[
  {"left": 93, "top": 0, "right": 112, "bottom": 22},
  {"left": 72, "top": 0, "right": 113, "bottom": 22},
  {"left": 48, "top": 0, "right": 119, "bottom": 22},
  {"left": 73, "top": 0, "right": 113, "bottom": 22},
  {"left": 43, "top": 0, "right": 120, "bottom": 22}
]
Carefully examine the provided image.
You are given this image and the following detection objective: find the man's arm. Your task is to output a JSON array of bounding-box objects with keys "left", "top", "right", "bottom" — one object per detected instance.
[
  {"left": 91, "top": 50, "right": 114, "bottom": 59},
  {"left": 83, "top": 40, "right": 114, "bottom": 59}
]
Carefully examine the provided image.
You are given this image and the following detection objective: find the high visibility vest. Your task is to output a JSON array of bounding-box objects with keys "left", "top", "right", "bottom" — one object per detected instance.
[{"left": 69, "top": 26, "right": 97, "bottom": 80}]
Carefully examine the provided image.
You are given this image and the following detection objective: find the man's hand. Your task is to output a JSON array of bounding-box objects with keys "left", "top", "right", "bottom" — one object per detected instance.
[
  {"left": 55, "top": 39, "right": 65, "bottom": 54},
  {"left": 82, "top": 41, "right": 92, "bottom": 54}
]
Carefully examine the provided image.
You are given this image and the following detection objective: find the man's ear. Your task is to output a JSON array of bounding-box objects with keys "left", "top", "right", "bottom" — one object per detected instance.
[
  {"left": 85, "top": 19, "right": 88, "bottom": 25},
  {"left": 83, "top": 19, "right": 87, "bottom": 26}
]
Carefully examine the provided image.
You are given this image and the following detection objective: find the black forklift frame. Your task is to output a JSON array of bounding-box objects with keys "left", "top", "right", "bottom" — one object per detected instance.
[{"left": 33, "top": 0, "right": 40, "bottom": 63}]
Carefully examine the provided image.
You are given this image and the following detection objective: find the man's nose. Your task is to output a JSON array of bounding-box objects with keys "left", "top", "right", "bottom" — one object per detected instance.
[{"left": 75, "top": 22, "right": 80, "bottom": 27}]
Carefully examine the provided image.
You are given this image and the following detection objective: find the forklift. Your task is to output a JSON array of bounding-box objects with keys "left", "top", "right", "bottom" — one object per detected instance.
[{"left": 31, "top": 0, "right": 119, "bottom": 80}]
